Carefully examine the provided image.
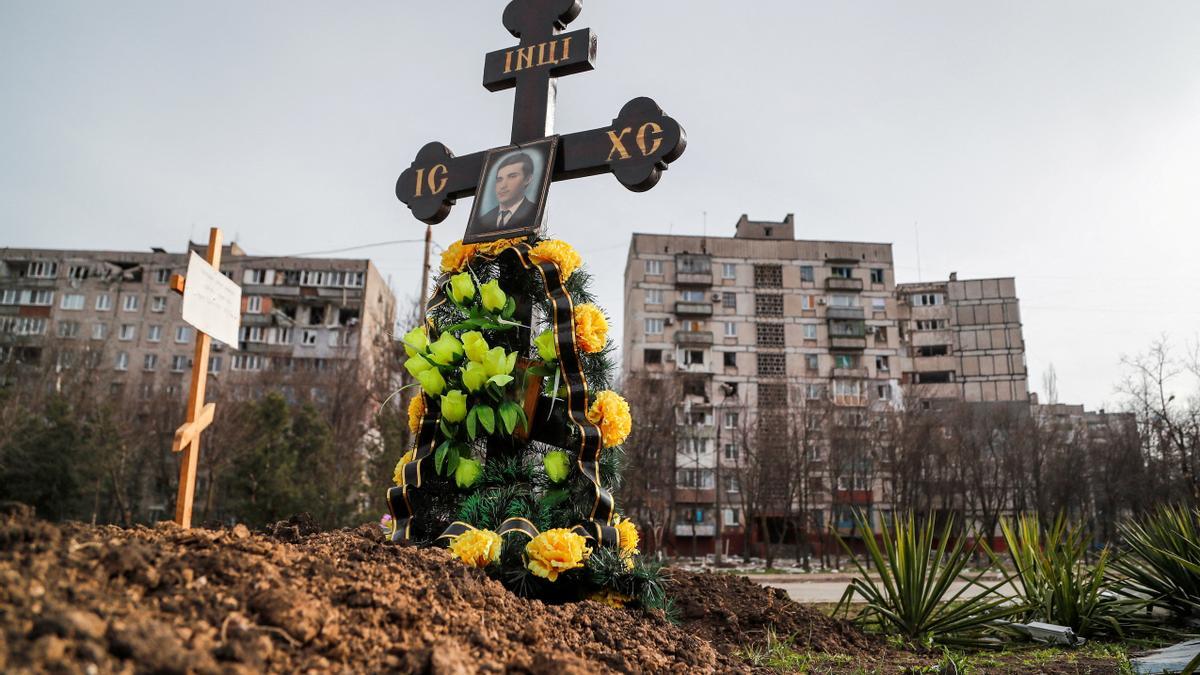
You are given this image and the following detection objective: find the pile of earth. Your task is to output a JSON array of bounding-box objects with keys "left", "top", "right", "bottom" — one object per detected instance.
[{"left": 0, "top": 504, "right": 884, "bottom": 673}]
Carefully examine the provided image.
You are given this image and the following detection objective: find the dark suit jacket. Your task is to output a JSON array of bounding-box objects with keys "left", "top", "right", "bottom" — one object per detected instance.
[{"left": 474, "top": 198, "right": 537, "bottom": 233}]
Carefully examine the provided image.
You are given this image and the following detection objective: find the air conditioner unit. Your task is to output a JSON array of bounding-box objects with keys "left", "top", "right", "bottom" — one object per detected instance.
[
  {"left": 664, "top": 353, "right": 676, "bottom": 362},
  {"left": 865, "top": 326, "right": 877, "bottom": 335},
  {"left": 711, "top": 293, "right": 722, "bottom": 302},
  {"left": 817, "top": 298, "right": 827, "bottom": 306},
  {"left": 664, "top": 317, "right": 674, "bottom": 325}
]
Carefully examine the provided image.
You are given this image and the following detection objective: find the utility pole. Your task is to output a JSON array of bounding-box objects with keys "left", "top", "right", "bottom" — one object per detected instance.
[
  {"left": 714, "top": 397, "right": 723, "bottom": 565},
  {"left": 419, "top": 224, "right": 432, "bottom": 320}
]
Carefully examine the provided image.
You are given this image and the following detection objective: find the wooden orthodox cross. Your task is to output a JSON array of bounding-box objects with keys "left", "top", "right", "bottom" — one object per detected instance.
[
  {"left": 168, "top": 227, "right": 241, "bottom": 528},
  {"left": 396, "top": 0, "right": 686, "bottom": 226}
]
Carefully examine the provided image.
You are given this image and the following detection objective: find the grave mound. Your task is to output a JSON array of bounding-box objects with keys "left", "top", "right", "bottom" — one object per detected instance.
[{"left": 0, "top": 508, "right": 879, "bottom": 673}]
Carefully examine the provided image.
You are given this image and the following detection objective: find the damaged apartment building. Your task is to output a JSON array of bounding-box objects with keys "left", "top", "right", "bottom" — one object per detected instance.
[
  {"left": 0, "top": 241, "right": 396, "bottom": 403},
  {"left": 622, "top": 214, "right": 1032, "bottom": 556}
]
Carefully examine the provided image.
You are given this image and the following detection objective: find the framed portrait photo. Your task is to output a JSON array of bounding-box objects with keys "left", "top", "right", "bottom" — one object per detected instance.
[{"left": 463, "top": 137, "right": 557, "bottom": 244}]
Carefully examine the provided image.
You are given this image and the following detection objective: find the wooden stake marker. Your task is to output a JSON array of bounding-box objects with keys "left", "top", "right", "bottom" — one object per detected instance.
[{"left": 168, "top": 227, "right": 241, "bottom": 528}]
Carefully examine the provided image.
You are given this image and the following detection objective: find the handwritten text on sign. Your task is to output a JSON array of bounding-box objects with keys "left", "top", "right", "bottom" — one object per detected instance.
[{"left": 180, "top": 252, "right": 241, "bottom": 347}]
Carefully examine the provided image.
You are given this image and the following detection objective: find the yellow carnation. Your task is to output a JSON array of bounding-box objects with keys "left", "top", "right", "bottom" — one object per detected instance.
[
  {"left": 475, "top": 237, "right": 524, "bottom": 257},
  {"left": 392, "top": 449, "right": 416, "bottom": 486},
  {"left": 529, "top": 239, "right": 582, "bottom": 281},
  {"left": 449, "top": 529, "right": 502, "bottom": 568},
  {"left": 588, "top": 589, "right": 632, "bottom": 609},
  {"left": 615, "top": 516, "right": 640, "bottom": 556},
  {"left": 407, "top": 394, "right": 425, "bottom": 435},
  {"left": 525, "top": 528, "right": 591, "bottom": 582},
  {"left": 586, "top": 390, "right": 632, "bottom": 449},
  {"left": 572, "top": 303, "right": 608, "bottom": 353},
  {"left": 440, "top": 240, "right": 477, "bottom": 274}
]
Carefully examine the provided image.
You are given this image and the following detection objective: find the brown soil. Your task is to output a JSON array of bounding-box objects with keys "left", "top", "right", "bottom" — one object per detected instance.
[
  {"left": 0, "top": 505, "right": 1123, "bottom": 674},
  {"left": 666, "top": 570, "right": 882, "bottom": 656},
  {"left": 0, "top": 505, "right": 884, "bottom": 674}
]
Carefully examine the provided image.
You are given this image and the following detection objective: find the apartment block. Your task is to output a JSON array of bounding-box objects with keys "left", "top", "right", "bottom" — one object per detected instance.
[
  {"left": 623, "top": 214, "right": 1032, "bottom": 556},
  {"left": 896, "top": 275, "right": 1028, "bottom": 403},
  {"left": 0, "top": 242, "right": 396, "bottom": 400},
  {"left": 624, "top": 214, "right": 905, "bottom": 553}
]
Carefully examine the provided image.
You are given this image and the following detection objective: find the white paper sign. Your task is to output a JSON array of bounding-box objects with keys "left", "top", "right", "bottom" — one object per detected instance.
[{"left": 180, "top": 252, "right": 241, "bottom": 347}]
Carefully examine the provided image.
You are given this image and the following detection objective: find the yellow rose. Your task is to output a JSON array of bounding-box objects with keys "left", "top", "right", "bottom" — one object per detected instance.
[
  {"left": 543, "top": 450, "right": 570, "bottom": 483},
  {"left": 461, "top": 361, "right": 488, "bottom": 392},
  {"left": 482, "top": 346, "right": 517, "bottom": 378},
  {"left": 534, "top": 330, "right": 557, "bottom": 362},
  {"left": 529, "top": 239, "right": 582, "bottom": 281},
  {"left": 440, "top": 389, "right": 468, "bottom": 423},
  {"left": 417, "top": 368, "right": 446, "bottom": 396},
  {"left": 428, "top": 332, "right": 464, "bottom": 366},
  {"left": 573, "top": 303, "right": 608, "bottom": 353},
  {"left": 479, "top": 279, "right": 507, "bottom": 313},
  {"left": 586, "top": 390, "right": 632, "bottom": 449},
  {"left": 474, "top": 237, "right": 523, "bottom": 257},
  {"left": 615, "top": 516, "right": 640, "bottom": 556},
  {"left": 448, "top": 272, "right": 476, "bottom": 305},
  {"left": 402, "top": 326, "right": 428, "bottom": 357},
  {"left": 525, "top": 528, "right": 591, "bottom": 582},
  {"left": 461, "top": 331, "right": 489, "bottom": 363},
  {"left": 455, "top": 458, "right": 482, "bottom": 488},
  {"left": 404, "top": 354, "right": 433, "bottom": 378},
  {"left": 440, "top": 240, "right": 477, "bottom": 274},
  {"left": 449, "top": 528, "right": 502, "bottom": 568},
  {"left": 392, "top": 448, "right": 416, "bottom": 486},
  {"left": 407, "top": 394, "right": 425, "bottom": 434}
]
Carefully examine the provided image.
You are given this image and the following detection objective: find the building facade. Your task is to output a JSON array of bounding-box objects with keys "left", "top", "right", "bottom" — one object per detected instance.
[
  {"left": 622, "top": 214, "right": 1032, "bottom": 556},
  {"left": 0, "top": 242, "right": 396, "bottom": 401}
]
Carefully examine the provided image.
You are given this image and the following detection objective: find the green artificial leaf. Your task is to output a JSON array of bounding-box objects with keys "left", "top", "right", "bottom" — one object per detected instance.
[
  {"left": 502, "top": 296, "right": 516, "bottom": 319},
  {"left": 466, "top": 406, "right": 479, "bottom": 440},
  {"left": 499, "top": 401, "right": 519, "bottom": 435},
  {"left": 476, "top": 406, "right": 496, "bottom": 434},
  {"left": 540, "top": 489, "right": 569, "bottom": 509},
  {"left": 434, "top": 440, "right": 450, "bottom": 475},
  {"left": 515, "top": 405, "right": 529, "bottom": 432},
  {"left": 446, "top": 445, "right": 461, "bottom": 476},
  {"left": 439, "top": 419, "right": 454, "bottom": 439},
  {"left": 488, "top": 374, "right": 514, "bottom": 388},
  {"left": 526, "top": 364, "right": 555, "bottom": 378}
]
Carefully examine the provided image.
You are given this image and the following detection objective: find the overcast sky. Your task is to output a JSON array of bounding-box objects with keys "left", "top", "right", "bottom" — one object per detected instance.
[{"left": 2, "top": 1, "right": 1198, "bottom": 410}]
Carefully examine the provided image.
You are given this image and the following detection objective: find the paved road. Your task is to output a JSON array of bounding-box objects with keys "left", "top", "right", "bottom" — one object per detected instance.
[{"left": 751, "top": 575, "right": 1013, "bottom": 603}]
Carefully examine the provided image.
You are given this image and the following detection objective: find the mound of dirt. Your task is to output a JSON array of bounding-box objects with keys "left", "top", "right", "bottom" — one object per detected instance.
[
  {"left": 0, "top": 507, "right": 878, "bottom": 673},
  {"left": 666, "top": 570, "right": 881, "bottom": 656}
]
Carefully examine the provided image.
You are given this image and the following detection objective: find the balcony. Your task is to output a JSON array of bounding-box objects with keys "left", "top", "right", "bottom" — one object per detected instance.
[
  {"left": 832, "top": 367, "right": 868, "bottom": 379},
  {"left": 830, "top": 336, "right": 867, "bottom": 350},
  {"left": 675, "top": 271, "right": 713, "bottom": 286},
  {"left": 674, "top": 301, "right": 713, "bottom": 317},
  {"left": 825, "top": 277, "right": 864, "bottom": 292},
  {"left": 826, "top": 306, "right": 865, "bottom": 320},
  {"left": 674, "top": 330, "right": 714, "bottom": 346},
  {"left": 674, "top": 523, "right": 717, "bottom": 537}
]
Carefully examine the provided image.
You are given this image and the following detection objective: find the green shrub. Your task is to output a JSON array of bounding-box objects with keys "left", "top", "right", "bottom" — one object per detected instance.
[
  {"left": 993, "top": 514, "right": 1139, "bottom": 638},
  {"left": 835, "top": 510, "right": 1019, "bottom": 648},
  {"left": 1111, "top": 504, "right": 1200, "bottom": 622}
]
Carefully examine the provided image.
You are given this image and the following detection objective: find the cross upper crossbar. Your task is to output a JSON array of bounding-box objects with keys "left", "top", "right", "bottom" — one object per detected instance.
[{"left": 396, "top": 0, "right": 686, "bottom": 225}]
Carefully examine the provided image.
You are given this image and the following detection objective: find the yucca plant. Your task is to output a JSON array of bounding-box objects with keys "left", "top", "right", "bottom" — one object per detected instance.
[
  {"left": 1111, "top": 504, "right": 1200, "bottom": 622},
  {"left": 835, "top": 510, "right": 1020, "bottom": 649},
  {"left": 992, "top": 514, "right": 1138, "bottom": 638}
]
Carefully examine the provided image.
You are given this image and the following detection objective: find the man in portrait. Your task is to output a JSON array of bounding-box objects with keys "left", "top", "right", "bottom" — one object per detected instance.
[{"left": 473, "top": 151, "right": 537, "bottom": 233}]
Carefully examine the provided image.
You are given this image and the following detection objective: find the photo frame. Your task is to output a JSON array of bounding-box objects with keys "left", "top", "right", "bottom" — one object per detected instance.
[{"left": 463, "top": 136, "right": 558, "bottom": 244}]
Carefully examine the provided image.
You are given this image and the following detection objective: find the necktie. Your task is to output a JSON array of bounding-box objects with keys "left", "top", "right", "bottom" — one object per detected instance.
[{"left": 499, "top": 209, "right": 511, "bottom": 227}]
